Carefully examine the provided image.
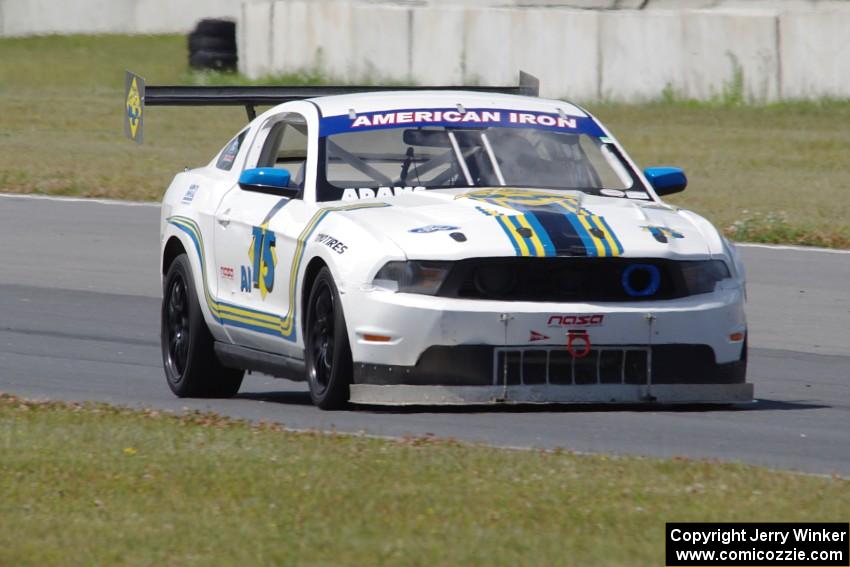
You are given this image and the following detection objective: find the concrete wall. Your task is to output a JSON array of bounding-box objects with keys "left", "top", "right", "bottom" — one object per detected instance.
[
  {"left": 239, "top": 0, "right": 850, "bottom": 102},
  {"left": 2, "top": 0, "right": 848, "bottom": 102},
  {"left": 0, "top": 0, "right": 240, "bottom": 36},
  {"left": 780, "top": 10, "right": 850, "bottom": 99}
]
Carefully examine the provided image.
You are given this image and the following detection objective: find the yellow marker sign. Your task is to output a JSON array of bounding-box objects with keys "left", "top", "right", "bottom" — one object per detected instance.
[{"left": 124, "top": 71, "right": 144, "bottom": 143}]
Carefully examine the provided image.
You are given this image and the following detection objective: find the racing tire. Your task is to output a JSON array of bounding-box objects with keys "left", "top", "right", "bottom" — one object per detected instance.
[
  {"left": 161, "top": 254, "right": 244, "bottom": 398},
  {"left": 194, "top": 19, "right": 236, "bottom": 39},
  {"left": 189, "top": 50, "right": 238, "bottom": 71},
  {"left": 188, "top": 34, "right": 236, "bottom": 54},
  {"left": 305, "top": 267, "right": 353, "bottom": 410}
]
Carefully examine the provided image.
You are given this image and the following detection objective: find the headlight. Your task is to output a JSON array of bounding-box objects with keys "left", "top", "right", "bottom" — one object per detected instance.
[
  {"left": 680, "top": 260, "right": 731, "bottom": 295},
  {"left": 373, "top": 261, "right": 452, "bottom": 295}
]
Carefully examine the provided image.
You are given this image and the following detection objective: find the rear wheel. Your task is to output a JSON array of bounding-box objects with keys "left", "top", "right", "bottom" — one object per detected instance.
[
  {"left": 161, "top": 254, "right": 243, "bottom": 397},
  {"left": 194, "top": 19, "right": 236, "bottom": 38},
  {"left": 188, "top": 34, "right": 236, "bottom": 53},
  {"left": 305, "top": 268, "right": 352, "bottom": 410}
]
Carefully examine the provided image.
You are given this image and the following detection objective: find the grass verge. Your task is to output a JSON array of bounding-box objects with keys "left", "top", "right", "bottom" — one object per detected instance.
[
  {"left": 589, "top": 101, "right": 850, "bottom": 248},
  {"left": 1, "top": 393, "right": 848, "bottom": 566},
  {"left": 0, "top": 34, "right": 848, "bottom": 247}
]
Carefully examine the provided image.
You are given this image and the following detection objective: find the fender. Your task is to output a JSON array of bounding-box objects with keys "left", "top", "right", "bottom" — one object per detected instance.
[{"left": 161, "top": 218, "right": 230, "bottom": 342}]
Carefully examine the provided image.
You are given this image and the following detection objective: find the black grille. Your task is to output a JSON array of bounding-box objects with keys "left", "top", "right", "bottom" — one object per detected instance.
[
  {"left": 353, "top": 344, "right": 747, "bottom": 386},
  {"left": 496, "top": 347, "right": 650, "bottom": 385},
  {"left": 438, "top": 257, "right": 708, "bottom": 302}
]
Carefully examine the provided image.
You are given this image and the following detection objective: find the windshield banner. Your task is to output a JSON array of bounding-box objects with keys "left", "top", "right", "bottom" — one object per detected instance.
[{"left": 320, "top": 108, "right": 606, "bottom": 137}]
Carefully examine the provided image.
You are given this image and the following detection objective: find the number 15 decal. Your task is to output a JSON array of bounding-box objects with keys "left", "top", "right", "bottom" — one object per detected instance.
[{"left": 242, "top": 224, "right": 277, "bottom": 299}]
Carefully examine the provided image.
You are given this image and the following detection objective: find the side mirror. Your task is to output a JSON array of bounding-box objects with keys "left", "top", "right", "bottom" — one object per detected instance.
[
  {"left": 644, "top": 167, "right": 687, "bottom": 196},
  {"left": 238, "top": 167, "right": 296, "bottom": 196}
]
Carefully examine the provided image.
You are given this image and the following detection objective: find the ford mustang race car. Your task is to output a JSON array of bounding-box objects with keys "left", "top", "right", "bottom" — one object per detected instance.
[{"left": 127, "top": 71, "right": 752, "bottom": 409}]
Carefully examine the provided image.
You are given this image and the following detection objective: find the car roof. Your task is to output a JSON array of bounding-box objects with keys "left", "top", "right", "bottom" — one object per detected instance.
[{"left": 307, "top": 90, "right": 589, "bottom": 118}]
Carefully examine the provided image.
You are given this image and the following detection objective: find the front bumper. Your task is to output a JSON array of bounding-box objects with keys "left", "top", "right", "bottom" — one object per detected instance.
[
  {"left": 343, "top": 285, "right": 750, "bottom": 405},
  {"left": 350, "top": 384, "right": 754, "bottom": 405},
  {"left": 351, "top": 343, "right": 750, "bottom": 404}
]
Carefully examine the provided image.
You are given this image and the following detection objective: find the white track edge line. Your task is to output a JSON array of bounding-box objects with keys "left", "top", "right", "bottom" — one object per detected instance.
[
  {"left": 735, "top": 242, "right": 850, "bottom": 254},
  {"left": 0, "top": 192, "right": 158, "bottom": 207}
]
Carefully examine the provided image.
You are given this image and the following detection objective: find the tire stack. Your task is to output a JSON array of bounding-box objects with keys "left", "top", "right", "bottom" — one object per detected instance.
[{"left": 188, "top": 19, "right": 237, "bottom": 72}]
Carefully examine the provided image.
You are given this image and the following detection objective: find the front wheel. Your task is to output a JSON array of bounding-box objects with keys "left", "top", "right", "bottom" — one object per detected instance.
[
  {"left": 305, "top": 267, "right": 353, "bottom": 410},
  {"left": 161, "top": 254, "right": 243, "bottom": 398}
]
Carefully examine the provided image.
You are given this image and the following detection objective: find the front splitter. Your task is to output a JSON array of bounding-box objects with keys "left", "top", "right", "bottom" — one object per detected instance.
[{"left": 349, "top": 383, "right": 754, "bottom": 406}]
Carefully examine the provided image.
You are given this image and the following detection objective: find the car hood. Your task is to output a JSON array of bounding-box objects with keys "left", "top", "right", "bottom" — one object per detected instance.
[{"left": 340, "top": 188, "right": 719, "bottom": 261}]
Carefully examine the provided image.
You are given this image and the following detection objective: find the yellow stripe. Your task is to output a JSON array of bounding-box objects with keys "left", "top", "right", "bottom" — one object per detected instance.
[
  {"left": 216, "top": 303, "right": 281, "bottom": 323},
  {"left": 174, "top": 217, "right": 280, "bottom": 326},
  {"left": 280, "top": 201, "right": 388, "bottom": 334},
  {"left": 516, "top": 215, "right": 544, "bottom": 257},
  {"left": 506, "top": 218, "right": 532, "bottom": 256},
  {"left": 171, "top": 217, "right": 287, "bottom": 327},
  {"left": 589, "top": 215, "right": 621, "bottom": 257},
  {"left": 577, "top": 215, "right": 606, "bottom": 256},
  {"left": 219, "top": 312, "right": 282, "bottom": 330},
  {"left": 556, "top": 200, "right": 579, "bottom": 215},
  {"left": 170, "top": 218, "right": 221, "bottom": 315},
  {"left": 581, "top": 215, "right": 603, "bottom": 255},
  {"left": 280, "top": 210, "right": 328, "bottom": 333},
  {"left": 171, "top": 218, "right": 288, "bottom": 324},
  {"left": 172, "top": 202, "right": 389, "bottom": 338},
  {"left": 589, "top": 216, "right": 614, "bottom": 257}
]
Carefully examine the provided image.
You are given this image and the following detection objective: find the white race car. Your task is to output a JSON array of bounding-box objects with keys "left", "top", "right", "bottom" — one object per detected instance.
[{"left": 128, "top": 72, "right": 752, "bottom": 409}]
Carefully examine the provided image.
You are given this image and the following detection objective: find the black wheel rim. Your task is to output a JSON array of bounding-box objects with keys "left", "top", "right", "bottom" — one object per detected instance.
[
  {"left": 309, "top": 283, "right": 335, "bottom": 394},
  {"left": 165, "top": 275, "right": 190, "bottom": 380}
]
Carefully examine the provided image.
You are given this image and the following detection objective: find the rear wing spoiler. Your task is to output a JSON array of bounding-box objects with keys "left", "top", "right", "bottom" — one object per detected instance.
[{"left": 124, "top": 70, "right": 540, "bottom": 143}]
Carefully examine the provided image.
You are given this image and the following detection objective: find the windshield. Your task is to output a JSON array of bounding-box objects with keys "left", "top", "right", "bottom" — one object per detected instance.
[{"left": 317, "top": 108, "right": 647, "bottom": 201}]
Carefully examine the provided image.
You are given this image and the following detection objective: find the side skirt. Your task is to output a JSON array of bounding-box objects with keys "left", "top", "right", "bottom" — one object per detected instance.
[{"left": 214, "top": 342, "right": 306, "bottom": 381}]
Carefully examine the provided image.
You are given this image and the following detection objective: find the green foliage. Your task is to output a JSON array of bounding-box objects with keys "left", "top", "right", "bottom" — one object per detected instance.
[
  {"left": 588, "top": 101, "right": 850, "bottom": 249},
  {"left": 186, "top": 69, "right": 331, "bottom": 87},
  {"left": 719, "top": 52, "right": 746, "bottom": 107},
  {"left": 725, "top": 211, "right": 849, "bottom": 248}
]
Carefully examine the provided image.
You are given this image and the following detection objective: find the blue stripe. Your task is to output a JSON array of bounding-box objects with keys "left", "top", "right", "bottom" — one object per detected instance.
[
  {"left": 169, "top": 205, "right": 387, "bottom": 342},
  {"left": 598, "top": 216, "right": 624, "bottom": 255},
  {"left": 564, "top": 214, "right": 597, "bottom": 257},
  {"left": 587, "top": 216, "right": 613, "bottom": 256},
  {"left": 495, "top": 216, "right": 522, "bottom": 255},
  {"left": 172, "top": 221, "right": 286, "bottom": 321},
  {"left": 320, "top": 108, "right": 607, "bottom": 137},
  {"left": 533, "top": 210, "right": 587, "bottom": 257},
  {"left": 219, "top": 316, "right": 282, "bottom": 337},
  {"left": 505, "top": 215, "right": 539, "bottom": 257},
  {"left": 171, "top": 220, "right": 204, "bottom": 269},
  {"left": 170, "top": 220, "right": 221, "bottom": 323},
  {"left": 523, "top": 213, "right": 556, "bottom": 257},
  {"left": 169, "top": 218, "right": 285, "bottom": 329}
]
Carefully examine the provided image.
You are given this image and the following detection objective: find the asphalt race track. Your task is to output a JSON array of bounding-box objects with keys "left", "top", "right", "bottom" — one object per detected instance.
[{"left": 1, "top": 194, "right": 848, "bottom": 475}]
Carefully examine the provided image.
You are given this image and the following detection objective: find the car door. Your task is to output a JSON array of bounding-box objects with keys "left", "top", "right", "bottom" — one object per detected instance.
[{"left": 213, "top": 111, "right": 311, "bottom": 355}]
